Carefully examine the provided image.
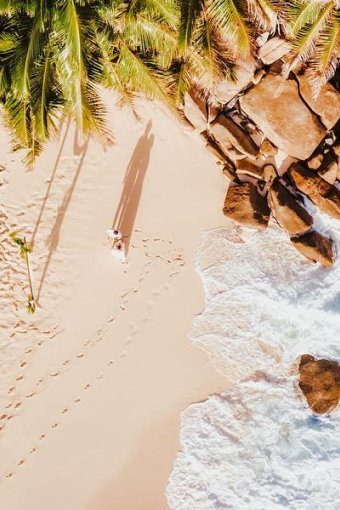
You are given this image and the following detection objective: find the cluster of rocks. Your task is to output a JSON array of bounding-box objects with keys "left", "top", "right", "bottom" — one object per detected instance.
[
  {"left": 183, "top": 36, "right": 340, "bottom": 267},
  {"left": 299, "top": 355, "right": 340, "bottom": 414}
]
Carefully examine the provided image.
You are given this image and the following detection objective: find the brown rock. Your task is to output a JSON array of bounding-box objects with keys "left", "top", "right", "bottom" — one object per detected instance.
[
  {"left": 307, "top": 153, "right": 323, "bottom": 170},
  {"left": 291, "top": 230, "right": 336, "bottom": 267},
  {"left": 289, "top": 163, "right": 340, "bottom": 220},
  {"left": 201, "top": 131, "right": 231, "bottom": 162},
  {"left": 260, "top": 138, "right": 278, "bottom": 157},
  {"left": 269, "top": 180, "right": 313, "bottom": 234},
  {"left": 226, "top": 147, "right": 248, "bottom": 161},
  {"left": 213, "top": 64, "right": 254, "bottom": 105},
  {"left": 211, "top": 114, "right": 259, "bottom": 159},
  {"left": 318, "top": 153, "right": 338, "bottom": 185},
  {"left": 235, "top": 160, "right": 263, "bottom": 179},
  {"left": 240, "top": 74, "right": 327, "bottom": 160},
  {"left": 263, "top": 164, "right": 277, "bottom": 183},
  {"left": 299, "top": 355, "right": 340, "bottom": 414},
  {"left": 223, "top": 182, "right": 270, "bottom": 228},
  {"left": 333, "top": 143, "right": 340, "bottom": 157},
  {"left": 183, "top": 91, "right": 208, "bottom": 132},
  {"left": 258, "top": 37, "right": 292, "bottom": 65},
  {"left": 222, "top": 161, "right": 239, "bottom": 183},
  {"left": 297, "top": 74, "right": 340, "bottom": 130}
]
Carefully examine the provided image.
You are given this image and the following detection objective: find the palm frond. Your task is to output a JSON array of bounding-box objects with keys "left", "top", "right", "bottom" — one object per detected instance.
[{"left": 207, "top": 0, "right": 253, "bottom": 58}]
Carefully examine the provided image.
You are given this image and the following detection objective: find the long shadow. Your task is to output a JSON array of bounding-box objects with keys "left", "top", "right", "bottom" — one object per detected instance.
[
  {"left": 30, "top": 119, "right": 71, "bottom": 247},
  {"left": 113, "top": 120, "right": 154, "bottom": 254},
  {"left": 36, "top": 135, "right": 89, "bottom": 304}
]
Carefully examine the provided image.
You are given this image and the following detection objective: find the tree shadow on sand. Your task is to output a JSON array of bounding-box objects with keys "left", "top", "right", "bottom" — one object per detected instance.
[
  {"left": 112, "top": 120, "right": 154, "bottom": 254},
  {"left": 36, "top": 134, "right": 89, "bottom": 304}
]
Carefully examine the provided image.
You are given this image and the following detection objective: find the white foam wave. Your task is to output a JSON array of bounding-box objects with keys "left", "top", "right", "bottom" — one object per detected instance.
[{"left": 167, "top": 206, "right": 340, "bottom": 510}]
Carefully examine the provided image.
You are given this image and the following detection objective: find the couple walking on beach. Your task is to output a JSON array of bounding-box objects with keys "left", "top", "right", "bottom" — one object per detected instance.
[{"left": 109, "top": 121, "right": 154, "bottom": 260}]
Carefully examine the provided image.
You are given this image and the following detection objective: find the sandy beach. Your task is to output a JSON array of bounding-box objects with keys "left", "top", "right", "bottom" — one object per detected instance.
[{"left": 0, "top": 93, "right": 228, "bottom": 510}]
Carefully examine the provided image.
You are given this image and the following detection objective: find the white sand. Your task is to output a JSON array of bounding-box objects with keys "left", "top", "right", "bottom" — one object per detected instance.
[{"left": 0, "top": 94, "right": 228, "bottom": 509}]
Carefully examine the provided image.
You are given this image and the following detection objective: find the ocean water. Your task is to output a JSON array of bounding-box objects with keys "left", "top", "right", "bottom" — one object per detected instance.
[{"left": 167, "top": 204, "right": 340, "bottom": 510}]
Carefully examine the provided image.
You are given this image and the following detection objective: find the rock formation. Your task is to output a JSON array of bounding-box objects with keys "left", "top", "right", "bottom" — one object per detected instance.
[
  {"left": 268, "top": 180, "right": 313, "bottom": 234},
  {"left": 239, "top": 74, "right": 326, "bottom": 160},
  {"left": 299, "top": 355, "right": 340, "bottom": 414},
  {"left": 182, "top": 34, "right": 340, "bottom": 267},
  {"left": 291, "top": 231, "right": 336, "bottom": 267},
  {"left": 223, "top": 183, "right": 270, "bottom": 229}
]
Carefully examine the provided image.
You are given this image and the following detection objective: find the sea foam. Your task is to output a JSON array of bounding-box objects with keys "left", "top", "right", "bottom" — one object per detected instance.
[{"left": 167, "top": 204, "right": 340, "bottom": 510}]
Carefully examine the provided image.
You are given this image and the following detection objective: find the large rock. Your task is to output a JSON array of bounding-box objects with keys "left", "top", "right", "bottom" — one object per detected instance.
[
  {"left": 183, "top": 91, "right": 208, "bottom": 132},
  {"left": 213, "top": 64, "right": 254, "bottom": 105},
  {"left": 299, "top": 355, "right": 340, "bottom": 414},
  {"left": 269, "top": 180, "right": 313, "bottom": 234},
  {"left": 211, "top": 114, "right": 259, "bottom": 159},
  {"left": 289, "top": 163, "right": 340, "bottom": 220},
  {"left": 297, "top": 74, "right": 340, "bottom": 130},
  {"left": 240, "top": 74, "right": 327, "bottom": 159},
  {"left": 258, "top": 37, "right": 292, "bottom": 65},
  {"left": 223, "top": 182, "right": 270, "bottom": 228},
  {"left": 291, "top": 230, "right": 336, "bottom": 267}
]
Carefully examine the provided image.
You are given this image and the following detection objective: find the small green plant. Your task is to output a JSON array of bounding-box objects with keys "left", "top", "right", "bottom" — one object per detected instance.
[{"left": 10, "top": 232, "right": 36, "bottom": 314}]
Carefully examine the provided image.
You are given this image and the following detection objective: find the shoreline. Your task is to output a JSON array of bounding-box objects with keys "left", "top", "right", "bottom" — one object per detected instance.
[{"left": 0, "top": 94, "right": 228, "bottom": 509}]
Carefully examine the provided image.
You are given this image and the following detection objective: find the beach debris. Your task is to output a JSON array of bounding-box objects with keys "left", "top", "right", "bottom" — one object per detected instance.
[
  {"left": 268, "top": 180, "right": 313, "bottom": 234},
  {"left": 291, "top": 230, "right": 336, "bottom": 267},
  {"left": 10, "top": 233, "right": 37, "bottom": 314},
  {"left": 299, "top": 355, "right": 340, "bottom": 413},
  {"left": 223, "top": 182, "right": 270, "bottom": 229}
]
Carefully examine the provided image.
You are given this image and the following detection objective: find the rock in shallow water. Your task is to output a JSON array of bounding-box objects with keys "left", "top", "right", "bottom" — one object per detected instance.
[
  {"left": 223, "top": 182, "right": 270, "bottom": 228},
  {"left": 269, "top": 180, "right": 313, "bottom": 234},
  {"left": 299, "top": 355, "right": 340, "bottom": 414},
  {"left": 289, "top": 162, "right": 340, "bottom": 220},
  {"left": 240, "top": 74, "right": 326, "bottom": 159},
  {"left": 291, "top": 230, "right": 336, "bottom": 267}
]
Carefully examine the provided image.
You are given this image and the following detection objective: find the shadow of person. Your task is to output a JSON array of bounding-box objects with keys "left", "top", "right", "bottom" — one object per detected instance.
[{"left": 113, "top": 120, "right": 154, "bottom": 254}]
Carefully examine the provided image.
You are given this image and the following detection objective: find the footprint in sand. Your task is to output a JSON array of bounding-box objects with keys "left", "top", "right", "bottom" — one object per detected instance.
[
  {"left": 84, "top": 384, "right": 90, "bottom": 390},
  {"left": 74, "top": 397, "right": 81, "bottom": 403},
  {"left": 77, "top": 353, "right": 84, "bottom": 359},
  {"left": 15, "top": 375, "right": 24, "bottom": 381},
  {"left": 6, "top": 472, "right": 13, "bottom": 479},
  {"left": 26, "top": 392, "right": 35, "bottom": 398},
  {"left": 107, "top": 360, "right": 114, "bottom": 366},
  {"left": 39, "top": 434, "right": 46, "bottom": 440},
  {"left": 51, "top": 422, "right": 58, "bottom": 429},
  {"left": 17, "top": 459, "right": 25, "bottom": 466},
  {"left": 29, "top": 448, "right": 36, "bottom": 454},
  {"left": 61, "top": 408, "right": 68, "bottom": 414},
  {"left": 50, "top": 371, "right": 60, "bottom": 377}
]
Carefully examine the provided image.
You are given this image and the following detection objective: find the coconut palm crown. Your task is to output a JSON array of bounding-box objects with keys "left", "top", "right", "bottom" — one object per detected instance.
[
  {"left": 284, "top": 0, "right": 340, "bottom": 93},
  {"left": 0, "top": 0, "right": 178, "bottom": 167}
]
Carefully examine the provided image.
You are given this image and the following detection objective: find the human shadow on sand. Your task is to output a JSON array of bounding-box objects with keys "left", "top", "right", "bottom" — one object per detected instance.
[{"left": 112, "top": 120, "right": 154, "bottom": 254}]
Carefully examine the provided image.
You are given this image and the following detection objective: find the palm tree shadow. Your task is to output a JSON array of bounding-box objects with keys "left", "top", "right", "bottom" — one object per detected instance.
[
  {"left": 113, "top": 120, "right": 154, "bottom": 254},
  {"left": 30, "top": 118, "right": 71, "bottom": 247},
  {"left": 36, "top": 134, "right": 89, "bottom": 304}
]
